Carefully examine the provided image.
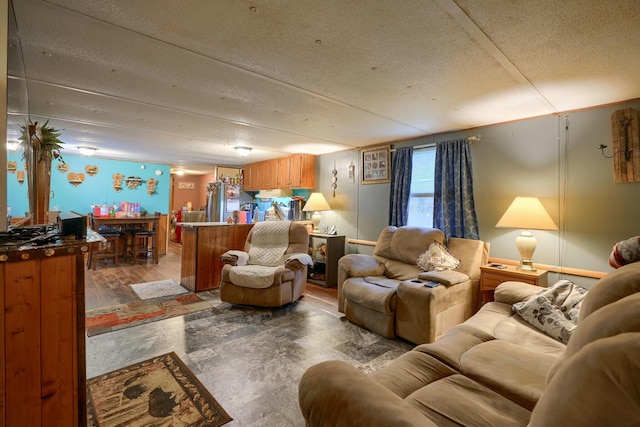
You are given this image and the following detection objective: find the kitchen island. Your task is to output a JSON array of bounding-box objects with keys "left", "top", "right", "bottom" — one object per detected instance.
[{"left": 179, "top": 222, "right": 254, "bottom": 292}]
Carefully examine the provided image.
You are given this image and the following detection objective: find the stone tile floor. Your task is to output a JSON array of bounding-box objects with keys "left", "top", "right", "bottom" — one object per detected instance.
[{"left": 86, "top": 290, "right": 414, "bottom": 426}]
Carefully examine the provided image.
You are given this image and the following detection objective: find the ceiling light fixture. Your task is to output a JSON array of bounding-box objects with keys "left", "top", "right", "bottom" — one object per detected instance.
[
  {"left": 77, "top": 146, "right": 98, "bottom": 156},
  {"left": 235, "top": 147, "right": 252, "bottom": 157},
  {"left": 174, "top": 170, "right": 185, "bottom": 176}
]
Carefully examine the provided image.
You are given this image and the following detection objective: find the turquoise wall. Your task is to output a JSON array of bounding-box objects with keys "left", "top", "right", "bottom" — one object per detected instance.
[{"left": 6, "top": 153, "right": 170, "bottom": 217}]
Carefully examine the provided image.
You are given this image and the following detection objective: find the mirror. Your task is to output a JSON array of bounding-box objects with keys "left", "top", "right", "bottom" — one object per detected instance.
[{"left": 4, "top": 0, "right": 30, "bottom": 231}]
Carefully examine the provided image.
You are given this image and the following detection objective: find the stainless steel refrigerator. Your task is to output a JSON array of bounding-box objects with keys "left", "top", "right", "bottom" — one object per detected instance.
[{"left": 206, "top": 182, "right": 251, "bottom": 222}]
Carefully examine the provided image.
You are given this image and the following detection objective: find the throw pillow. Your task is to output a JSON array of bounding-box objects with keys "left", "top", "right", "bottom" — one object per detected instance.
[
  {"left": 609, "top": 235, "right": 640, "bottom": 268},
  {"left": 513, "top": 279, "right": 588, "bottom": 344},
  {"left": 416, "top": 241, "right": 460, "bottom": 271}
]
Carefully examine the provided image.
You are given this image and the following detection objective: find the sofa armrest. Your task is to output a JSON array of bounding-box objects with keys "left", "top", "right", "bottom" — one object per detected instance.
[
  {"left": 221, "top": 249, "right": 249, "bottom": 266},
  {"left": 338, "top": 254, "right": 385, "bottom": 278},
  {"left": 494, "top": 281, "right": 542, "bottom": 304},
  {"left": 284, "top": 253, "right": 313, "bottom": 271},
  {"left": 337, "top": 254, "right": 385, "bottom": 313},
  {"left": 299, "top": 360, "right": 433, "bottom": 427}
]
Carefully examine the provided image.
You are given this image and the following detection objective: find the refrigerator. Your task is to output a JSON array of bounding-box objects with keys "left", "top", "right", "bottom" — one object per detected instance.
[{"left": 206, "top": 181, "right": 252, "bottom": 222}]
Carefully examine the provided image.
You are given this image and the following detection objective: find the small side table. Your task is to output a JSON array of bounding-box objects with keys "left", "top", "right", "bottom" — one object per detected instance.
[
  {"left": 307, "top": 233, "right": 345, "bottom": 287},
  {"left": 480, "top": 264, "right": 548, "bottom": 304}
]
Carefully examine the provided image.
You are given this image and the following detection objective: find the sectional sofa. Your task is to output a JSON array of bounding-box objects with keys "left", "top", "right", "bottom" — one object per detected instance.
[{"left": 299, "top": 261, "right": 640, "bottom": 426}]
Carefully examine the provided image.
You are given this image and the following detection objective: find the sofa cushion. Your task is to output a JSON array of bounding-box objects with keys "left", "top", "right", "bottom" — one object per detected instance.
[
  {"left": 405, "top": 374, "right": 531, "bottom": 427},
  {"left": 416, "top": 241, "right": 460, "bottom": 271},
  {"left": 579, "top": 261, "right": 640, "bottom": 321},
  {"left": 460, "top": 340, "right": 558, "bottom": 410},
  {"left": 512, "top": 280, "right": 587, "bottom": 343},
  {"left": 342, "top": 276, "right": 398, "bottom": 314},
  {"left": 374, "top": 226, "right": 445, "bottom": 265}
]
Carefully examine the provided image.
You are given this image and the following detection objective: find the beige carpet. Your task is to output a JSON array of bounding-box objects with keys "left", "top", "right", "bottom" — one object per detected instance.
[
  {"left": 130, "top": 279, "right": 189, "bottom": 300},
  {"left": 87, "top": 352, "right": 232, "bottom": 426}
]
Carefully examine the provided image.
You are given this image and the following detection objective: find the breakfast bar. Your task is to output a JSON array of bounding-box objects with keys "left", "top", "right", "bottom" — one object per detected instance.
[{"left": 179, "top": 222, "right": 254, "bottom": 292}]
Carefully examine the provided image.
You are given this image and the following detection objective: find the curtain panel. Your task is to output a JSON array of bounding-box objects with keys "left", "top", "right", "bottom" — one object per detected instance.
[
  {"left": 389, "top": 146, "right": 413, "bottom": 226},
  {"left": 433, "top": 138, "right": 480, "bottom": 239}
]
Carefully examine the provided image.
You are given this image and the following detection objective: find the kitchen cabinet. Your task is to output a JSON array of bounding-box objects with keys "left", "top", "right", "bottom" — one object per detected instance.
[{"left": 245, "top": 154, "right": 315, "bottom": 191}]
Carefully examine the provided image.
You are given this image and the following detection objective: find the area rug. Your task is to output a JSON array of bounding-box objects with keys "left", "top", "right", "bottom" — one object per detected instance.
[
  {"left": 87, "top": 352, "right": 232, "bottom": 427},
  {"left": 86, "top": 294, "right": 213, "bottom": 337},
  {"left": 130, "top": 279, "right": 189, "bottom": 300}
]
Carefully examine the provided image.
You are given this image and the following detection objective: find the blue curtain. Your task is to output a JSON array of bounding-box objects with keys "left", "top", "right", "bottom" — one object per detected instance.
[
  {"left": 389, "top": 146, "right": 413, "bottom": 226},
  {"left": 433, "top": 138, "right": 480, "bottom": 239}
]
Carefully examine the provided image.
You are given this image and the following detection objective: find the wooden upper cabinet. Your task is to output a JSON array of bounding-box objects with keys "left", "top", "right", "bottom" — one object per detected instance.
[
  {"left": 243, "top": 163, "right": 257, "bottom": 191},
  {"left": 244, "top": 154, "right": 315, "bottom": 190}
]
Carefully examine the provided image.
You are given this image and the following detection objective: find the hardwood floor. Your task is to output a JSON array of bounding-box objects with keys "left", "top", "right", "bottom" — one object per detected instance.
[{"left": 85, "top": 241, "right": 339, "bottom": 312}]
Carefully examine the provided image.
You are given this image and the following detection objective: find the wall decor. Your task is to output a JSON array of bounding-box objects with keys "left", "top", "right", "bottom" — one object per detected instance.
[
  {"left": 331, "top": 161, "right": 338, "bottom": 197},
  {"left": 361, "top": 145, "right": 390, "bottom": 184},
  {"left": 85, "top": 164, "right": 99, "bottom": 176},
  {"left": 67, "top": 172, "right": 85, "bottom": 187},
  {"left": 7, "top": 161, "right": 16, "bottom": 173},
  {"left": 125, "top": 176, "right": 143, "bottom": 190},
  {"left": 609, "top": 107, "right": 640, "bottom": 182},
  {"left": 17, "top": 170, "right": 24, "bottom": 185},
  {"left": 147, "top": 177, "right": 158, "bottom": 195},
  {"left": 178, "top": 182, "right": 195, "bottom": 190},
  {"left": 112, "top": 173, "right": 124, "bottom": 191},
  {"left": 348, "top": 161, "right": 355, "bottom": 183},
  {"left": 57, "top": 163, "right": 69, "bottom": 173}
]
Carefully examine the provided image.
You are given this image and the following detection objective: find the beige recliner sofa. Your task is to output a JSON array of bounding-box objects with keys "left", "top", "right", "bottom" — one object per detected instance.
[
  {"left": 299, "top": 261, "right": 640, "bottom": 427},
  {"left": 220, "top": 221, "right": 311, "bottom": 307},
  {"left": 338, "top": 226, "right": 489, "bottom": 343}
]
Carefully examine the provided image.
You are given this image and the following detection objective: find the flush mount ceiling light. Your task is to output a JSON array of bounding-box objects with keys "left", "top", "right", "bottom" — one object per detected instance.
[
  {"left": 234, "top": 146, "right": 252, "bottom": 157},
  {"left": 77, "top": 146, "right": 98, "bottom": 156}
]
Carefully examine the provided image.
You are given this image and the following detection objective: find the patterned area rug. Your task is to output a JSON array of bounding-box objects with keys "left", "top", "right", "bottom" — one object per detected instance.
[
  {"left": 130, "top": 279, "right": 189, "bottom": 300},
  {"left": 86, "top": 294, "right": 213, "bottom": 336},
  {"left": 87, "top": 352, "right": 232, "bottom": 427}
]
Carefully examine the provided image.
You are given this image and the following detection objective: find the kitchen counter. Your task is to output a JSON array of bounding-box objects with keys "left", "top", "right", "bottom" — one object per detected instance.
[
  {"left": 180, "top": 223, "right": 254, "bottom": 291},
  {"left": 178, "top": 221, "right": 250, "bottom": 227}
]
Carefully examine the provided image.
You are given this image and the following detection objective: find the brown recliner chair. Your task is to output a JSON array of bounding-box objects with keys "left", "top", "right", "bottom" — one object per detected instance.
[
  {"left": 220, "top": 221, "right": 312, "bottom": 307},
  {"left": 338, "top": 226, "right": 489, "bottom": 343}
]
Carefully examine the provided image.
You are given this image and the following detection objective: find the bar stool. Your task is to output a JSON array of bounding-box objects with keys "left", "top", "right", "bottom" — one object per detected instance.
[
  {"left": 88, "top": 219, "right": 122, "bottom": 269},
  {"left": 124, "top": 217, "right": 158, "bottom": 264}
]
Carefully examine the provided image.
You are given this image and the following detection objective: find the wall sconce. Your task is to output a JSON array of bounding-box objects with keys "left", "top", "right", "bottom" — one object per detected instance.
[
  {"left": 78, "top": 146, "right": 98, "bottom": 156},
  {"left": 235, "top": 147, "right": 252, "bottom": 157}
]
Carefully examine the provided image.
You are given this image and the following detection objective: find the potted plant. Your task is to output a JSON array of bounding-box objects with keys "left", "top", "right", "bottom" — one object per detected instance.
[{"left": 20, "top": 120, "right": 66, "bottom": 224}]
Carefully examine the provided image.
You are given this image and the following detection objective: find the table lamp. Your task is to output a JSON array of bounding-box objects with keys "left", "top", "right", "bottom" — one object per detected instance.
[
  {"left": 495, "top": 197, "right": 558, "bottom": 271},
  {"left": 302, "top": 192, "right": 331, "bottom": 232}
]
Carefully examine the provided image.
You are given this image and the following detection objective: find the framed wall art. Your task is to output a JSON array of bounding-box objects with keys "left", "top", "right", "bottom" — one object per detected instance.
[
  {"left": 178, "top": 181, "right": 195, "bottom": 190},
  {"left": 361, "top": 145, "right": 390, "bottom": 184}
]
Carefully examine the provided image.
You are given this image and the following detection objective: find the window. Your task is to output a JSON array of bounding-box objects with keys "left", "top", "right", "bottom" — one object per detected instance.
[{"left": 407, "top": 147, "right": 435, "bottom": 227}]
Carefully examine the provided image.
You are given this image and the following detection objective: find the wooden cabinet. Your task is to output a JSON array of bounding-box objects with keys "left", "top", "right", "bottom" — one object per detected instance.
[
  {"left": 244, "top": 154, "right": 315, "bottom": 190},
  {"left": 307, "top": 234, "right": 345, "bottom": 287},
  {"left": 243, "top": 163, "right": 258, "bottom": 191},
  {"left": 1, "top": 239, "right": 98, "bottom": 427},
  {"left": 480, "top": 264, "right": 548, "bottom": 304},
  {"left": 180, "top": 223, "right": 254, "bottom": 292}
]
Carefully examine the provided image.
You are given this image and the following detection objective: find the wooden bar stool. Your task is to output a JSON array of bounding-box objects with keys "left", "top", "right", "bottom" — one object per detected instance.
[
  {"left": 87, "top": 219, "right": 122, "bottom": 269},
  {"left": 124, "top": 219, "right": 158, "bottom": 264}
]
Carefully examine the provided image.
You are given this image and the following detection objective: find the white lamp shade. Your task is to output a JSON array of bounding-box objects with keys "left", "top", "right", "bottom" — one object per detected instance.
[
  {"left": 495, "top": 197, "right": 558, "bottom": 230},
  {"left": 303, "top": 192, "right": 331, "bottom": 232},
  {"left": 496, "top": 197, "right": 557, "bottom": 270},
  {"left": 302, "top": 193, "right": 331, "bottom": 212}
]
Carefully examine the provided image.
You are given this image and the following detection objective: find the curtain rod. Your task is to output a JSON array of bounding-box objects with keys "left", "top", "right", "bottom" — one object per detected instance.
[{"left": 391, "top": 134, "right": 481, "bottom": 151}]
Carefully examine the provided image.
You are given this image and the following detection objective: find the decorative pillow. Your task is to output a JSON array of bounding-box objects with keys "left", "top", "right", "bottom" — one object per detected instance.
[
  {"left": 416, "top": 241, "right": 460, "bottom": 271},
  {"left": 513, "top": 280, "right": 588, "bottom": 344},
  {"left": 609, "top": 236, "right": 640, "bottom": 268}
]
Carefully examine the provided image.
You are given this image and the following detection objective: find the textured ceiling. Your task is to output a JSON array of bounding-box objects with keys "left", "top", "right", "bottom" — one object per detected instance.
[{"left": 7, "top": 0, "right": 640, "bottom": 174}]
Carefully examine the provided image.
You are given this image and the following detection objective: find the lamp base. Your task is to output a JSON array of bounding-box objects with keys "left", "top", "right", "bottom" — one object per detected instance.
[
  {"left": 311, "top": 211, "right": 322, "bottom": 232},
  {"left": 518, "top": 259, "right": 537, "bottom": 271}
]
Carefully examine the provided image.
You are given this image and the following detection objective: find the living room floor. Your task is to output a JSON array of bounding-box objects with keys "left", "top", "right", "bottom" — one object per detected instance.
[{"left": 85, "top": 242, "right": 413, "bottom": 426}]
